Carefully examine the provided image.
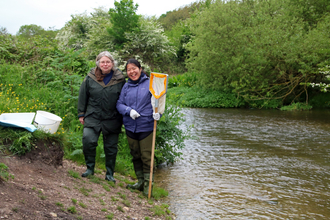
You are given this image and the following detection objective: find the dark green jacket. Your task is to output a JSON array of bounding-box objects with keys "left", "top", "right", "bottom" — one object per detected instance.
[{"left": 78, "top": 68, "right": 126, "bottom": 134}]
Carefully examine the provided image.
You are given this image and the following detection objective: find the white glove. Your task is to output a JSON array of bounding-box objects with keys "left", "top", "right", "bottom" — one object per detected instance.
[
  {"left": 130, "top": 109, "right": 140, "bottom": 120},
  {"left": 153, "top": 113, "right": 160, "bottom": 121}
]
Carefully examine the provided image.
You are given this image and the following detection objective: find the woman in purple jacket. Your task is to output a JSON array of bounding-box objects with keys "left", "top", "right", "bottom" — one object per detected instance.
[{"left": 116, "top": 59, "right": 160, "bottom": 196}]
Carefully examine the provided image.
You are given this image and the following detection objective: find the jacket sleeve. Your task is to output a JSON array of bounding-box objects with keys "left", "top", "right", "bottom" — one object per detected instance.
[
  {"left": 116, "top": 84, "right": 132, "bottom": 116},
  {"left": 77, "top": 77, "right": 89, "bottom": 118}
]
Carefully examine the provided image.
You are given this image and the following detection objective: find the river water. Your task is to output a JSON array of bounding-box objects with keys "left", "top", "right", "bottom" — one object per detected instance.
[{"left": 155, "top": 108, "right": 330, "bottom": 220}]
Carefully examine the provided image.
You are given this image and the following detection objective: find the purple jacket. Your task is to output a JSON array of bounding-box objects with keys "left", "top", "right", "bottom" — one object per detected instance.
[{"left": 116, "top": 74, "right": 154, "bottom": 133}]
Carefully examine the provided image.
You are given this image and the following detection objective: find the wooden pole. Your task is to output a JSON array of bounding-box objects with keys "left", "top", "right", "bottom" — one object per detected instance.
[{"left": 148, "top": 106, "right": 158, "bottom": 199}]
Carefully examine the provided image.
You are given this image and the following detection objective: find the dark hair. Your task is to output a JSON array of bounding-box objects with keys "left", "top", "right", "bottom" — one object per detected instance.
[{"left": 125, "top": 58, "right": 141, "bottom": 71}]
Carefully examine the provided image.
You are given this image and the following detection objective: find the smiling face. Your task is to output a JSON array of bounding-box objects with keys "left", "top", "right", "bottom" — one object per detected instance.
[
  {"left": 126, "top": 63, "right": 142, "bottom": 81},
  {"left": 99, "top": 56, "right": 113, "bottom": 74}
]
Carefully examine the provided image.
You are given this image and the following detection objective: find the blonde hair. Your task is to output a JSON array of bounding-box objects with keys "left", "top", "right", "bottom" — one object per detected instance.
[{"left": 95, "top": 51, "right": 117, "bottom": 70}]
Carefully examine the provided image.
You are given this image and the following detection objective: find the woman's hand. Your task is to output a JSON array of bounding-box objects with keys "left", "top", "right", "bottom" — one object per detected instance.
[
  {"left": 79, "top": 117, "right": 84, "bottom": 125},
  {"left": 130, "top": 109, "right": 140, "bottom": 120},
  {"left": 153, "top": 113, "right": 160, "bottom": 121}
]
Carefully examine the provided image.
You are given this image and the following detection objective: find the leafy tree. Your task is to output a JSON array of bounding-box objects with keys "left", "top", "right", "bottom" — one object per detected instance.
[
  {"left": 56, "top": 12, "right": 92, "bottom": 50},
  {"left": 186, "top": 0, "right": 330, "bottom": 105},
  {"left": 122, "top": 17, "right": 176, "bottom": 71},
  {"left": 158, "top": 1, "right": 204, "bottom": 31},
  {"left": 107, "top": 0, "right": 140, "bottom": 48},
  {"left": 287, "top": 0, "right": 330, "bottom": 29},
  {"left": 0, "top": 27, "right": 8, "bottom": 35},
  {"left": 17, "top": 24, "right": 57, "bottom": 39},
  {"left": 84, "top": 7, "right": 113, "bottom": 59}
]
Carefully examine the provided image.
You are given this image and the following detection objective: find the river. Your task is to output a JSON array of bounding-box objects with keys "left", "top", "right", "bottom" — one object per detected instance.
[{"left": 155, "top": 108, "right": 330, "bottom": 219}]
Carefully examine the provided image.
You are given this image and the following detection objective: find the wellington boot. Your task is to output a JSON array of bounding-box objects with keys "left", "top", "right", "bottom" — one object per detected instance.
[
  {"left": 81, "top": 169, "right": 94, "bottom": 177},
  {"left": 127, "top": 171, "right": 144, "bottom": 191},
  {"left": 143, "top": 173, "right": 154, "bottom": 197},
  {"left": 81, "top": 156, "right": 95, "bottom": 177},
  {"left": 105, "top": 159, "right": 116, "bottom": 183}
]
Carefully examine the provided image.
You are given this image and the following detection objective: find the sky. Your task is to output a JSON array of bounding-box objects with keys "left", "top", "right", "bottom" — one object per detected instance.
[{"left": 0, "top": 0, "right": 197, "bottom": 35}]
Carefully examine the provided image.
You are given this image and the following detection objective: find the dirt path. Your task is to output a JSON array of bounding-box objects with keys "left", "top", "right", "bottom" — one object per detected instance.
[{"left": 0, "top": 142, "right": 173, "bottom": 220}]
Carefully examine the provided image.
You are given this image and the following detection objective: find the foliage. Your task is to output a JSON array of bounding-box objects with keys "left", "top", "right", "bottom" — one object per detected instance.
[
  {"left": 280, "top": 102, "right": 313, "bottom": 111},
  {"left": 168, "top": 72, "right": 197, "bottom": 88},
  {"left": 56, "top": 12, "right": 93, "bottom": 50},
  {"left": 0, "top": 163, "right": 14, "bottom": 181},
  {"left": 84, "top": 7, "right": 114, "bottom": 59},
  {"left": 158, "top": 1, "right": 205, "bottom": 31},
  {"left": 186, "top": 0, "right": 330, "bottom": 104},
  {"left": 301, "top": 65, "right": 330, "bottom": 93},
  {"left": 155, "top": 105, "right": 191, "bottom": 165},
  {"left": 17, "top": 24, "right": 58, "bottom": 39},
  {"left": 108, "top": 0, "right": 140, "bottom": 48},
  {"left": 152, "top": 186, "right": 169, "bottom": 200},
  {"left": 287, "top": 0, "right": 330, "bottom": 29},
  {"left": 167, "top": 86, "right": 246, "bottom": 108},
  {"left": 306, "top": 92, "right": 330, "bottom": 108},
  {"left": 0, "top": 127, "right": 64, "bottom": 156},
  {"left": 122, "top": 17, "right": 176, "bottom": 71}
]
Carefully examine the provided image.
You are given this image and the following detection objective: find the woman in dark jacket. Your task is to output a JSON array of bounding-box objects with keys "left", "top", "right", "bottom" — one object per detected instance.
[
  {"left": 78, "top": 51, "right": 125, "bottom": 183},
  {"left": 116, "top": 59, "right": 160, "bottom": 196}
]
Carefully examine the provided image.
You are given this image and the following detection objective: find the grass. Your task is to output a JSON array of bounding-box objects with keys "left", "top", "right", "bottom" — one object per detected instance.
[
  {"left": 79, "top": 187, "right": 92, "bottom": 196},
  {"left": 106, "top": 213, "right": 114, "bottom": 219},
  {"left": 117, "top": 206, "right": 124, "bottom": 213},
  {"left": 150, "top": 205, "right": 166, "bottom": 216},
  {"left": 68, "top": 170, "right": 80, "bottom": 179},
  {"left": 117, "top": 192, "right": 127, "bottom": 200},
  {"left": 67, "top": 206, "right": 77, "bottom": 214},
  {"left": 122, "top": 200, "right": 131, "bottom": 207},
  {"left": 79, "top": 202, "right": 87, "bottom": 208},
  {"left": 55, "top": 202, "right": 64, "bottom": 207},
  {"left": 0, "top": 163, "right": 14, "bottom": 181},
  {"left": 111, "top": 196, "right": 119, "bottom": 202},
  {"left": 102, "top": 183, "right": 111, "bottom": 192}
]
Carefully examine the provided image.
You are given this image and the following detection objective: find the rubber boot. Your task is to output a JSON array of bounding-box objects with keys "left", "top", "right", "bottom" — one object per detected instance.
[
  {"left": 126, "top": 171, "right": 144, "bottom": 191},
  {"left": 81, "top": 156, "right": 95, "bottom": 177},
  {"left": 143, "top": 173, "right": 154, "bottom": 197},
  {"left": 105, "top": 159, "right": 116, "bottom": 183}
]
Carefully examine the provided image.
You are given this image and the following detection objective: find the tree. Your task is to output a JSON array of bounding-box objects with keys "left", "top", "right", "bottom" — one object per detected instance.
[
  {"left": 107, "top": 0, "right": 140, "bottom": 48},
  {"left": 56, "top": 12, "right": 92, "bottom": 50},
  {"left": 186, "top": 0, "right": 330, "bottom": 105},
  {"left": 122, "top": 17, "right": 176, "bottom": 71},
  {"left": 17, "top": 24, "right": 57, "bottom": 39}
]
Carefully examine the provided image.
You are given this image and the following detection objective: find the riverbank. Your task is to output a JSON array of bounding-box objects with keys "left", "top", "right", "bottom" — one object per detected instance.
[{"left": 0, "top": 139, "right": 174, "bottom": 220}]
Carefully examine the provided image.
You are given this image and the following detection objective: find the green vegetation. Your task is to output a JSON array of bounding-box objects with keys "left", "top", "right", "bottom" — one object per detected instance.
[
  {"left": 67, "top": 206, "right": 77, "bottom": 214},
  {"left": 71, "top": 198, "right": 77, "bottom": 204},
  {"left": 0, "top": 163, "right": 14, "bottom": 181},
  {"left": 55, "top": 202, "right": 64, "bottom": 207},
  {"left": 117, "top": 205, "right": 124, "bottom": 212},
  {"left": 78, "top": 202, "right": 87, "bottom": 208},
  {"left": 106, "top": 213, "right": 114, "bottom": 219},
  {"left": 108, "top": 0, "right": 139, "bottom": 48},
  {"left": 68, "top": 170, "right": 80, "bottom": 179}
]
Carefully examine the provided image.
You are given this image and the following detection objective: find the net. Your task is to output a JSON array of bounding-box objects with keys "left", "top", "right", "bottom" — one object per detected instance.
[{"left": 149, "top": 73, "right": 168, "bottom": 114}]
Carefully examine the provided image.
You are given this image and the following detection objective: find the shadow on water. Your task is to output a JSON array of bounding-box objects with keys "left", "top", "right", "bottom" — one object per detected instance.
[{"left": 156, "top": 108, "right": 330, "bottom": 219}]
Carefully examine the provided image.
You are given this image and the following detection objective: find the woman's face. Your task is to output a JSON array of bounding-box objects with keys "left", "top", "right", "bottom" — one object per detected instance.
[
  {"left": 127, "top": 63, "right": 142, "bottom": 81},
  {"left": 99, "top": 56, "right": 113, "bottom": 74}
]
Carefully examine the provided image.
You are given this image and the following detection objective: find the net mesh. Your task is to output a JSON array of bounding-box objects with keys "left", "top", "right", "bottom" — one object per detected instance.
[{"left": 149, "top": 73, "right": 168, "bottom": 114}]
